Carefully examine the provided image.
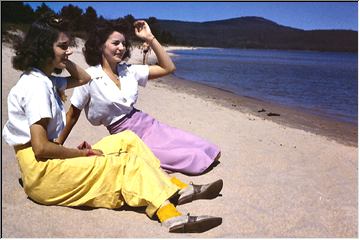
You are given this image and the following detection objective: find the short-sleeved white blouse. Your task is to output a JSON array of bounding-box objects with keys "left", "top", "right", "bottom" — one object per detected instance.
[
  {"left": 70, "top": 63, "right": 149, "bottom": 127},
  {"left": 2, "top": 68, "right": 67, "bottom": 146}
]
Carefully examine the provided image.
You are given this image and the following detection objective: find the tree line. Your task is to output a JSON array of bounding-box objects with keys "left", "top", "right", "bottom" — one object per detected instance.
[
  {"left": 3, "top": 2, "right": 355, "bottom": 52},
  {"left": 2, "top": 2, "right": 176, "bottom": 44}
]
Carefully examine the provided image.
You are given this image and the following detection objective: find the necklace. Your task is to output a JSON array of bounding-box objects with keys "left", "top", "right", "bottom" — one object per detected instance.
[
  {"left": 113, "top": 74, "right": 121, "bottom": 89},
  {"left": 104, "top": 69, "right": 121, "bottom": 89}
]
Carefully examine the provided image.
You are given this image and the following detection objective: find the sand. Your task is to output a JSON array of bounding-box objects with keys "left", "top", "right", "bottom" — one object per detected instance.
[{"left": 1, "top": 40, "right": 358, "bottom": 237}]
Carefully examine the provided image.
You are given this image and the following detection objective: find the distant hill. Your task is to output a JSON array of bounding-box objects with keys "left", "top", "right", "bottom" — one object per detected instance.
[{"left": 157, "top": 17, "right": 357, "bottom": 52}]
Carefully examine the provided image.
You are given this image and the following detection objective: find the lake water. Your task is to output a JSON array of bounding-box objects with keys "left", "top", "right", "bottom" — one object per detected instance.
[{"left": 170, "top": 48, "right": 358, "bottom": 124}]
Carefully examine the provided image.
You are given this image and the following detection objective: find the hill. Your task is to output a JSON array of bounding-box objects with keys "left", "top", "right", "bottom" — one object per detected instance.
[{"left": 156, "top": 17, "right": 357, "bottom": 52}]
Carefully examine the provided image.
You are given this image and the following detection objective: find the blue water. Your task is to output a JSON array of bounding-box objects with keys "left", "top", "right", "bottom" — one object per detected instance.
[{"left": 170, "top": 48, "right": 358, "bottom": 124}]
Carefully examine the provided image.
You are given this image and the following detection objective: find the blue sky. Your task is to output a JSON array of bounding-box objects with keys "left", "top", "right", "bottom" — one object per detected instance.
[{"left": 25, "top": 2, "right": 358, "bottom": 31}]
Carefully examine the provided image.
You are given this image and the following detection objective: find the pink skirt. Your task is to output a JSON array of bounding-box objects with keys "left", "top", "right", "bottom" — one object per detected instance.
[{"left": 107, "top": 109, "right": 220, "bottom": 175}]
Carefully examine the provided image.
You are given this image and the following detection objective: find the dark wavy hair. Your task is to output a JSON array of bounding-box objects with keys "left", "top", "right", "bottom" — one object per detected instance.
[
  {"left": 83, "top": 20, "right": 132, "bottom": 66},
  {"left": 12, "top": 13, "right": 71, "bottom": 74}
]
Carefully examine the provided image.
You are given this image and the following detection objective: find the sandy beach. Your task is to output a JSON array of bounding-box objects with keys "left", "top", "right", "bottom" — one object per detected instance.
[{"left": 1, "top": 40, "right": 358, "bottom": 237}]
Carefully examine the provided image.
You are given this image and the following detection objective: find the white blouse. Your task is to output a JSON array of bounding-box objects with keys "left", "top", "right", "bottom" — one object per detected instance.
[
  {"left": 3, "top": 68, "right": 67, "bottom": 146},
  {"left": 70, "top": 63, "right": 149, "bottom": 127}
]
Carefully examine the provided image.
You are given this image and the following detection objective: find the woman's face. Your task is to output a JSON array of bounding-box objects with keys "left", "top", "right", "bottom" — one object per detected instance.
[
  {"left": 102, "top": 31, "right": 126, "bottom": 65},
  {"left": 50, "top": 32, "right": 73, "bottom": 70}
]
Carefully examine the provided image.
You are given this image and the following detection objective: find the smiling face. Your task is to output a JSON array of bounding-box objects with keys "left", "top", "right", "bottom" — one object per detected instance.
[
  {"left": 101, "top": 31, "right": 126, "bottom": 66},
  {"left": 50, "top": 32, "right": 72, "bottom": 70}
]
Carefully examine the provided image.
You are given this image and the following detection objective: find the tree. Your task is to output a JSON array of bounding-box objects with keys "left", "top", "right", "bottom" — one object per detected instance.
[
  {"left": 2, "top": 2, "right": 35, "bottom": 23},
  {"left": 123, "top": 14, "right": 135, "bottom": 25},
  {"left": 97, "top": 15, "right": 107, "bottom": 25},
  {"left": 81, "top": 6, "right": 98, "bottom": 32},
  {"left": 122, "top": 14, "right": 136, "bottom": 40},
  {"left": 160, "top": 30, "right": 175, "bottom": 44},
  {"left": 34, "top": 3, "right": 55, "bottom": 19},
  {"left": 60, "top": 4, "right": 83, "bottom": 31},
  {"left": 147, "top": 17, "right": 160, "bottom": 40}
]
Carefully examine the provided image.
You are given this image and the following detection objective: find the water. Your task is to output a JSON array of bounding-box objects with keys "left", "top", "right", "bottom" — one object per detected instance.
[{"left": 170, "top": 48, "right": 358, "bottom": 124}]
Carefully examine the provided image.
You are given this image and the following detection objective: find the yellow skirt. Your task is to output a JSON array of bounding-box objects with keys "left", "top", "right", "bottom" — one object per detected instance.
[{"left": 16, "top": 130, "right": 179, "bottom": 217}]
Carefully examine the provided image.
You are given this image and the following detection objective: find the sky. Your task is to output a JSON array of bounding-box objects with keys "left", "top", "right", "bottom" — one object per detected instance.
[{"left": 25, "top": 2, "right": 358, "bottom": 31}]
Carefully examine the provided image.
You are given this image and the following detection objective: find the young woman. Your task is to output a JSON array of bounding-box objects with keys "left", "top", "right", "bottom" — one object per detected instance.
[
  {"left": 57, "top": 19, "right": 221, "bottom": 175},
  {"left": 2, "top": 14, "right": 223, "bottom": 233}
]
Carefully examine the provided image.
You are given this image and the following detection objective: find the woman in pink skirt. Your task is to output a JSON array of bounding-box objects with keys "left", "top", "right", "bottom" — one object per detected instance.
[{"left": 58, "top": 19, "right": 220, "bottom": 175}]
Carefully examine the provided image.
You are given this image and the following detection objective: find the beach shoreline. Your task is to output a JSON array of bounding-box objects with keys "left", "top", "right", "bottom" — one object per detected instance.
[
  {"left": 2, "top": 41, "right": 357, "bottom": 237},
  {"left": 143, "top": 45, "right": 357, "bottom": 147},
  {"left": 156, "top": 74, "right": 357, "bottom": 147}
]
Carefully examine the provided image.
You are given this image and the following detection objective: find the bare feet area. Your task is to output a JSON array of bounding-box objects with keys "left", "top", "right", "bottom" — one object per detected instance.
[{"left": 2, "top": 40, "right": 357, "bottom": 237}]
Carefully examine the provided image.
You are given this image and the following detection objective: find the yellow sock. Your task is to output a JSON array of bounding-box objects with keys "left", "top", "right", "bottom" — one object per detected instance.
[
  {"left": 156, "top": 203, "right": 182, "bottom": 222},
  {"left": 170, "top": 177, "right": 188, "bottom": 189}
]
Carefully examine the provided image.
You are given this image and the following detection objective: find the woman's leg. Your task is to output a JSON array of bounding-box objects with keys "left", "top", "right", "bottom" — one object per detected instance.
[
  {"left": 117, "top": 152, "right": 179, "bottom": 217},
  {"left": 108, "top": 112, "right": 221, "bottom": 175},
  {"left": 15, "top": 144, "right": 177, "bottom": 216},
  {"left": 92, "top": 130, "right": 161, "bottom": 169},
  {"left": 16, "top": 145, "right": 222, "bottom": 233}
]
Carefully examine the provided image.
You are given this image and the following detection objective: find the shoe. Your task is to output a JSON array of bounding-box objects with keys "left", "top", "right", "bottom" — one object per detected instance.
[
  {"left": 163, "top": 214, "right": 222, "bottom": 233},
  {"left": 177, "top": 179, "right": 223, "bottom": 205}
]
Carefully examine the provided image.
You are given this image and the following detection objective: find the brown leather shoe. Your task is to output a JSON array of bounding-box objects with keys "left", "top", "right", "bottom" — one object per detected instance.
[{"left": 177, "top": 179, "right": 223, "bottom": 205}]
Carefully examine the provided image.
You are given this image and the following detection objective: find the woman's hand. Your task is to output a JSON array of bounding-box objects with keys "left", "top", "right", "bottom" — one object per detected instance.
[
  {"left": 134, "top": 20, "right": 154, "bottom": 42},
  {"left": 30, "top": 118, "right": 103, "bottom": 159},
  {"left": 77, "top": 141, "right": 104, "bottom": 156},
  {"left": 77, "top": 140, "right": 92, "bottom": 150},
  {"left": 84, "top": 149, "right": 104, "bottom": 156},
  {"left": 134, "top": 20, "right": 176, "bottom": 79}
]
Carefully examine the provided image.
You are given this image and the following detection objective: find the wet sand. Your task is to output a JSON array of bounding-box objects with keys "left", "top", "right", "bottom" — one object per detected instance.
[{"left": 158, "top": 74, "right": 357, "bottom": 147}]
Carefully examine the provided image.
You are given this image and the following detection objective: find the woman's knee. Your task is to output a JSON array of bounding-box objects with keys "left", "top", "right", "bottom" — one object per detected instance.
[
  {"left": 113, "top": 130, "right": 140, "bottom": 142},
  {"left": 122, "top": 130, "right": 139, "bottom": 139}
]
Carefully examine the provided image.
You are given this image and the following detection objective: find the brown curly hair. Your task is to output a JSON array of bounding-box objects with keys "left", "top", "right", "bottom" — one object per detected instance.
[
  {"left": 83, "top": 20, "right": 132, "bottom": 66},
  {"left": 12, "top": 13, "right": 72, "bottom": 74}
]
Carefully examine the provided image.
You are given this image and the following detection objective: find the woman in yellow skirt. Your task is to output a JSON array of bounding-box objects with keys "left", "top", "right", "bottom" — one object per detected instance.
[{"left": 2, "top": 14, "right": 223, "bottom": 233}]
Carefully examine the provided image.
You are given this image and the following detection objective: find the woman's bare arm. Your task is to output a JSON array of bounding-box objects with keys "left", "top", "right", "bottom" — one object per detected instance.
[
  {"left": 64, "top": 60, "right": 91, "bottom": 89},
  {"left": 56, "top": 104, "right": 82, "bottom": 145},
  {"left": 30, "top": 118, "right": 102, "bottom": 159},
  {"left": 134, "top": 20, "right": 176, "bottom": 80}
]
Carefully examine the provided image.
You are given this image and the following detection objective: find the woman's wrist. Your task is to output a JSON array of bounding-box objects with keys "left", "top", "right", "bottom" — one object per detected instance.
[
  {"left": 81, "top": 149, "right": 87, "bottom": 157},
  {"left": 81, "top": 149, "right": 93, "bottom": 157},
  {"left": 146, "top": 35, "right": 156, "bottom": 44}
]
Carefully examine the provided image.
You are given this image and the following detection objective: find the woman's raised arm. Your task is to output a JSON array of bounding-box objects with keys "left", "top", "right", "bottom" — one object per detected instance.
[
  {"left": 134, "top": 20, "right": 176, "bottom": 80},
  {"left": 65, "top": 60, "right": 91, "bottom": 89}
]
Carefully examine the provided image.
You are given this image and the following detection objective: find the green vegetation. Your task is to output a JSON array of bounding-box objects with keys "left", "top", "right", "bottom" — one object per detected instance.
[
  {"left": 1, "top": 2, "right": 174, "bottom": 45},
  {"left": 157, "top": 17, "right": 357, "bottom": 52},
  {"left": 2, "top": 2, "right": 357, "bottom": 52}
]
